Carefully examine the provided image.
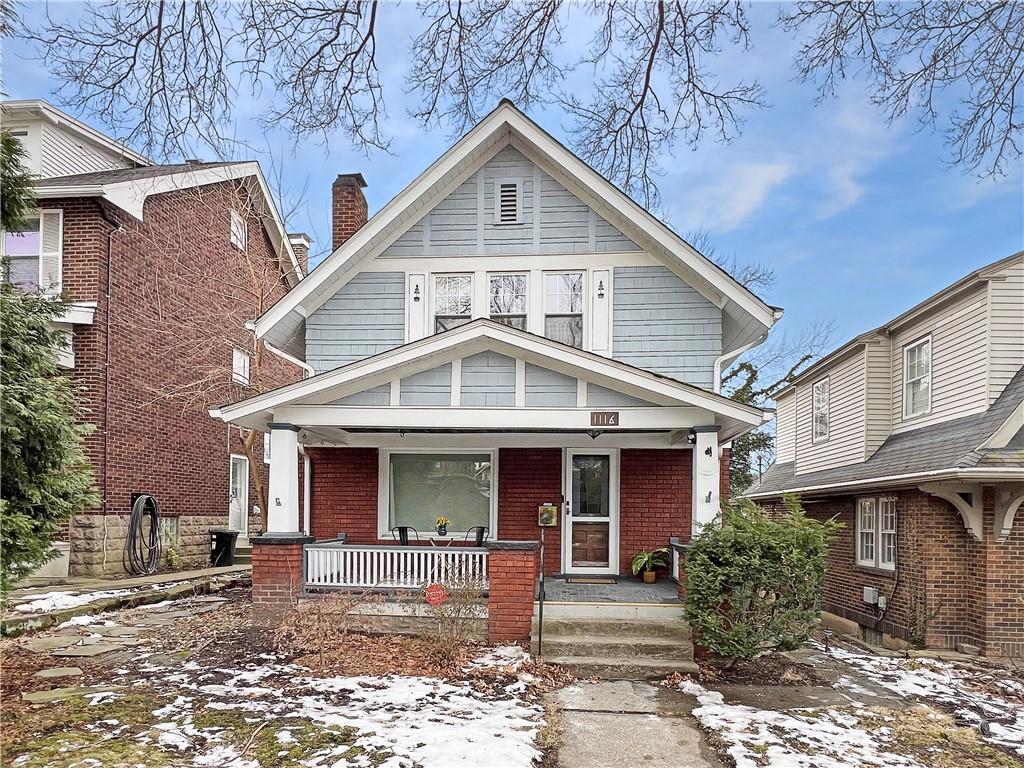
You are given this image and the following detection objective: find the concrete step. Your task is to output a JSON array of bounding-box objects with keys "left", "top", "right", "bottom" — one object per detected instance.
[
  {"left": 533, "top": 617, "right": 691, "bottom": 641},
  {"left": 532, "top": 634, "right": 693, "bottom": 660},
  {"left": 536, "top": 601, "right": 684, "bottom": 620},
  {"left": 541, "top": 655, "right": 700, "bottom": 680}
]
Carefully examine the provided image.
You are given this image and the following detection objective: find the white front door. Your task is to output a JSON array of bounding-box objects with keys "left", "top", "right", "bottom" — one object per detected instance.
[
  {"left": 228, "top": 454, "right": 249, "bottom": 535},
  {"left": 562, "top": 449, "right": 619, "bottom": 575}
]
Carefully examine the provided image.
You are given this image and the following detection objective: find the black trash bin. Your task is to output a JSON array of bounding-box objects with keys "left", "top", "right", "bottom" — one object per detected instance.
[{"left": 210, "top": 528, "right": 240, "bottom": 567}]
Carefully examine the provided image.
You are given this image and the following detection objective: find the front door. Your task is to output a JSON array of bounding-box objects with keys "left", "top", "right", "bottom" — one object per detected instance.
[
  {"left": 562, "top": 449, "right": 619, "bottom": 575},
  {"left": 228, "top": 454, "right": 249, "bottom": 536}
]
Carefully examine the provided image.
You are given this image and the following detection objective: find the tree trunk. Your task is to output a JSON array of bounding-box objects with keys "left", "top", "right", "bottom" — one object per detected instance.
[{"left": 242, "top": 427, "right": 269, "bottom": 533}]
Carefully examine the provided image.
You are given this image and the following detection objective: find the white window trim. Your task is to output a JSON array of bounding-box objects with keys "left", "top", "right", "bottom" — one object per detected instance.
[
  {"left": 902, "top": 336, "right": 932, "bottom": 419},
  {"left": 856, "top": 496, "right": 896, "bottom": 571},
  {"left": 230, "top": 209, "right": 248, "bottom": 250},
  {"left": 1, "top": 209, "right": 63, "bottom": 296},
  {"left": 376, "top": 447, "right": 499, "bottom": 540},
  {"left": 229, "top": 453, "right": 250, "bottom": 536},
  {"left": 878, "top": 497, "right": 897, "bottom": 570},
  {"left": 543, "top": 269, "right": 587, "bottom": 349},
  {"left": 232, "top": 347, "right": 251, "bottom": 386},
  {"left": 431, "top": 272, "right": 474, "bottom": 333},
  {"left": 263, "top": 431, "right": 271, "bottom": 464},
  {"left": 487, "top": 271, "right": 529, "bottom": 327},
  {"left": 812, "top": 377, "right": 829, "bottom": 443},
  {"left": 492, "top": 178, "right": 523, "bottom": 225}
]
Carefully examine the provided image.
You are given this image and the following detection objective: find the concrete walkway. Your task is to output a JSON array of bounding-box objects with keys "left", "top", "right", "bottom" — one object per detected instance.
[{"left": 547, "top": 680, "right": 723, "bottom": 768}]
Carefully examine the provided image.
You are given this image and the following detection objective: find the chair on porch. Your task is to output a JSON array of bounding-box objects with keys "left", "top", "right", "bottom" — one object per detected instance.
[
  {"left": 391, "top": 526, "right": 420, "bottom": 546},
  {"left": 465, "top": 526, "right": 488, "bottom": 546}
]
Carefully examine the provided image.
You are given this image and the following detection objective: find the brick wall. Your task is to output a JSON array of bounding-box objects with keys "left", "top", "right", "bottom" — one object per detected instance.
[
  {"left": 44, "top": 181, "right": 303, "bottom": 574},
  {"left": 487, "top": 544, "right": 539, "bottom": 642},
  {"left": 307, "top": 447, "right": 379, "bottom": 541},
  {"left": 497, "top": 448, "right": 561, "bottom": 573},
  {"left": 619, "top": 449, "right": 692, "bottom": 575},
  {"left": 251, "top": 536, "right": 311, "bottom": 623}
]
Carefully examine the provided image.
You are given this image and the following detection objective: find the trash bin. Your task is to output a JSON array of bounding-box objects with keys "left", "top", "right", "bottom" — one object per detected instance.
[{"left": 210, "top": 528, "right": 240, "bottom": 567}]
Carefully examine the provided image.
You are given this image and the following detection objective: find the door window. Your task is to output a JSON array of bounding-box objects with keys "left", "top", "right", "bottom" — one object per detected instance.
[{"left": 570, "top": 454, "right": 611, "bottom": 568}]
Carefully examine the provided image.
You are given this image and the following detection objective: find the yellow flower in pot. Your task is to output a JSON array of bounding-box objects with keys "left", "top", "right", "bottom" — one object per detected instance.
[
  {"left": 435, "top": 515, "right": 452, "bottom": 536},
  {"left": 631, "top": 548, "right": 670, "bottom": 584}
]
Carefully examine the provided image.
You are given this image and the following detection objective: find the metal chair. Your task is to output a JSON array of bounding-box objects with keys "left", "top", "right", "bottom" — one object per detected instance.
[
  {"left": 391, "top": 526, "right": 420, "bottom": 546},
  {"left": 465, "top": 526, "right": 489, "bottom": 546}
]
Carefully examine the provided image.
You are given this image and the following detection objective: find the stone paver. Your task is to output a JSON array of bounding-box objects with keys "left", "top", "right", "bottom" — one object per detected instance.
[
  {"left": 33, "top": 667, "right": 83, "bottom": 679},
  {"left": 22, "top": 685, "right": 118, "bottom": 704},
  {"left": 53, "top": 642, "right": 129, "bottom": 657},
  {"left": 543, "top": 578, "right": 679, "bottom": 603},
  {"left": 23, "top": 635, "right": 82, "bottom": 652},
  {"left": 549, "top": 681, "right": 723, "bottom": 768}
]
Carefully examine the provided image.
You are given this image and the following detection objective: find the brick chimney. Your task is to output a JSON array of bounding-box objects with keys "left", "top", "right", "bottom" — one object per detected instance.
[
  {"left": 287, "top": 232, "right": 312, "bottom": 276},
  {"left": 332, "top": 173, "right": 368, "bottom": 252}
]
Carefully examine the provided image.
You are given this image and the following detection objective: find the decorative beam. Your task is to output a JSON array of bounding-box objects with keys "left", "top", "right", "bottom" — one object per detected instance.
[
  {"left": 994, "top": 484, "right": 1024, "bottom": 542},
  {"left": 918, "top": 482, "right": 984, "bottom": 542}
]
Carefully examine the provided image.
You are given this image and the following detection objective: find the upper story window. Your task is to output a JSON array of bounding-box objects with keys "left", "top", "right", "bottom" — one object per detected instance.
[
  {"left": 1, "top": 210, "right": 62, "bottom": 295},
  {"left": 230, "top": 209, "right": 248, "bottom": 250},
  {"left": 857, "top": 497, "right": 896, "bottom": 570},
  {"left": 434, "top": 274, "right": 472, "bottom": 333},
  {"left": 544, "top": 271, "right": 584, "bottom": 349},
  {"left": 903, "top": 337, "right": 931, "bottom": 418},
  {"left": 489, "top": 273, "right": 527, "bottom": 330},
  {"left": 812, "top": 377, "right": 829, "bottom": 442},
  {"left": 232, "top": 347, "right": 251, "bottom": 385},
  {"left": 494, "top": 180, "right": 522, "bottom": 225}
]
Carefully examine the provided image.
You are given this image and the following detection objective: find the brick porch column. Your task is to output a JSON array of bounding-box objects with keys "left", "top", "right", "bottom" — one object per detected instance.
[
  {"left": 251, "top": 534, "right": 313, "bottom": 625},
  {"left": 486, "top": 541, "right": 539, "bottom": 643}
]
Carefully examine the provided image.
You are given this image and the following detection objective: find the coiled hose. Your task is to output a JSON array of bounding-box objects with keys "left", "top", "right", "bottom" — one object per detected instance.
[{"left": 124, "top": 493, "right": 162, "bottom": 575}]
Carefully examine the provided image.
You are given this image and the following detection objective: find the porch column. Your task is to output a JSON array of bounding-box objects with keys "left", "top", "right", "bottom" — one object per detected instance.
[
  {"left": 267, "top": 422, "right": 301, "bottom": 533},
  {"left": 691, "top": 426, "right": 721, "bottom": 536}
]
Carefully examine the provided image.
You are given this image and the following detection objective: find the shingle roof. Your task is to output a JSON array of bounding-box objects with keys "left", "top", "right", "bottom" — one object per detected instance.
[
  {"left": 748, "top": 365, "right": 1024, "bottom": 497},
  {"left": 35, "top": 162, "right": 242, "bottom": 188}
]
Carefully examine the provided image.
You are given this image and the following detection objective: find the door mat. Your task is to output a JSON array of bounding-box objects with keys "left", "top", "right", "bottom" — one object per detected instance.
[{"left": 564, "top": 577, "right": 617, "bottom": 585}]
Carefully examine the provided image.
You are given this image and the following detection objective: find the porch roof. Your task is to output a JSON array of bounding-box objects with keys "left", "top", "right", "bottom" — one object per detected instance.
[{"left": 211, "top": 319, "right": 769, "bottom": 442}]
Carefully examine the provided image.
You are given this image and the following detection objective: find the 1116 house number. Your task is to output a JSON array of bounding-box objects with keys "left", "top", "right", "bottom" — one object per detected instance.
[{"left": 590, "top": 411, "right": 619, "bottom": 427}]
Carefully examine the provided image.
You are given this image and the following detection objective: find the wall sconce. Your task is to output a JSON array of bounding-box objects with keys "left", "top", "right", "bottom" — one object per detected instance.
[
  {"left": 412, "top": 285, "right": 421, "bottom": 302},
  {"left": 686, "top": 428, "right": 697, "bottom": 444},
  {"left": 596, "top": 280, "right": 605, "bottom": 299}
]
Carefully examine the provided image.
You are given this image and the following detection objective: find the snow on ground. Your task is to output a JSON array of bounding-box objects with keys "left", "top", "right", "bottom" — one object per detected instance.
[
  {"left": 13, "top": 589, "right": 137, "bottom": 613},
  {"left": 678, "top": 678, "right": 923, "bottom": 768},
  {"left": 464, "top": 644, "right": 530, "bottom": 672},
  {"left": 56, "top": 614, "right": 117, "bottom": 628},
  {"left": 823, "top": 644, "right": 1024, "bottom": 757}
]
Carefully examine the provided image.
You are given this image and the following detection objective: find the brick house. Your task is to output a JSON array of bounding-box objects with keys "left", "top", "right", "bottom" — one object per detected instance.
[
  {"left": 747, "top": 252, "right": 1024, "bottom": 657},
  {"left": 1, "top": 100, "right": 308, "bottom": 575},
  {"left": 211, "top": 102, "right": 780, "bottom": 644}
]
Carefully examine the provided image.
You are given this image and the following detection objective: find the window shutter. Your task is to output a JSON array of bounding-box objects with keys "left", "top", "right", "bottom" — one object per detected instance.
[
  {"left": 39, "top": 210, "right": 63, "bottom": 295},
  {"left": 496, "top": 182, "right": 520, "bottom": 224}
]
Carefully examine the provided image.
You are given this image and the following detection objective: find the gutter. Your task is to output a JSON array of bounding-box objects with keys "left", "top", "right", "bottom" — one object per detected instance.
[
  {"left": 713, "top": 334, "right": 766, "bottom": 394},
  {"left": 744, "top": 466, "right": 1024, "bottom": 500},
  {"left": 263, "top": 339, "right": 314, "bottom": 378}
]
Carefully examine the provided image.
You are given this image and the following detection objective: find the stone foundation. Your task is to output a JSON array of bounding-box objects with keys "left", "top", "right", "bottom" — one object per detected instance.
[{"left": 68, "top": 513, "right": 229, "bottom": 576}]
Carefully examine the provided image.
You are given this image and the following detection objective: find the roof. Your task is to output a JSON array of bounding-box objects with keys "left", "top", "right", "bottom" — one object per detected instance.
[
  {"left": 34, "top": 162, "right": 239, "bottom": 188},
  {"left": 747, "top": 365, "right": 1024, "bottom": 497},
  {"left": 778, "top": 251, "right": 1024, "bottom": 397},
  {"left": 1, "top": 99, "right": 152, "bottom": 166},
  {"left": 255, "top": 100, "right": 781, "bottom": 353}
]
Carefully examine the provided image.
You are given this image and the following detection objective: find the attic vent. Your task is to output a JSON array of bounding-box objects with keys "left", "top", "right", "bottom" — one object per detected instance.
[{"left": 495, "top": 180, "right": 521, "bottom": 225}]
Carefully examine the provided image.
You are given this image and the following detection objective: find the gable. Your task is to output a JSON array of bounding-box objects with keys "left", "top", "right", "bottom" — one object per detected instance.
[{"left": 379, "top": 146, "right": 640, "bottom": 259}]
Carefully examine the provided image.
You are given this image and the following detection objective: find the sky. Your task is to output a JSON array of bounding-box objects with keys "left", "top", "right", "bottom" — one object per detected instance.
[{"left": 4, "top": 2, "right": 1022, "bottom": 360}]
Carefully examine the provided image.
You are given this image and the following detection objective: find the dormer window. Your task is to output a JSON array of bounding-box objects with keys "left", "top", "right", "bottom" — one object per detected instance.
[{"left": 494, "top": 180, "right": 522, "bottom": 225}]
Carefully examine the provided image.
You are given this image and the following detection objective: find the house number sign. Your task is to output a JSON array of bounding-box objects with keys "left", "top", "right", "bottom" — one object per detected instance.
[{"left": 590, "top": 411, "right": 620, "bottom": 427}]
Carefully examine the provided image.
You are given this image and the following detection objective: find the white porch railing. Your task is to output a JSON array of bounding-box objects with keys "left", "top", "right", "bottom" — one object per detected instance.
[{"left": 304, "top": 542, "right": 489, "bottom": 590}]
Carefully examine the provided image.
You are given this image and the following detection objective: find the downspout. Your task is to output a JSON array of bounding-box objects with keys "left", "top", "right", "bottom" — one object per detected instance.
[
  {"left": 263, "top": 337, "right": 315, "bottom": 378},
  {"left": 299, "top": 443, "right": 311, "bottom": 535},
  {"left": 713, "top": 334, "right": 766, "bottom": 393},
  {"left": 98, "top": 207, "right": 123, "bottom": 515}
]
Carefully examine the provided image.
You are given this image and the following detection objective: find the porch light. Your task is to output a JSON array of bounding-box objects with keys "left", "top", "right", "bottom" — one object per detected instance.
[
  {"left": 587, "top": 430, "right": 601, "bottom": 439},
  {"left": 686, "top": 428, "right": 697, "bottom": 444},
  {"left": 596, "top": 280, "right": 605, "bottom": 299},
  {"left": 413, "top": 285, "right": 421, "bottom": 302}
]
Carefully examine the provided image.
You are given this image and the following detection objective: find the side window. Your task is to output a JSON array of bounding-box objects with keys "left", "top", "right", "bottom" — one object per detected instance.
[
  {"left": 434, "top": 274, "right": 473, "bottom": 333},
  {"left": 1, "top": 210, "right": 62, "bottom": 295},
  {"left": 230, "top": 209, "right": 248, "bottom": 250},
  {"left": 856, "top": 498, "right": 876, "bottom": 567},
  {"left": 857, "top": 497, "right": 897, "bottom": 570},
  {"left": 488, "top": 273, "right": 527, "bottom": 330},
  {"left": 544, "top": 271, "right": 584, "bottom": 349},
  {"left": 812, "top": 378, "right": 829, "bottom": 442},
  {"left": 903, "top": 337, "right": 931, "bottom": 418},
  {"left": 232, "top": 347, "right": 251, "bottom": 385}
]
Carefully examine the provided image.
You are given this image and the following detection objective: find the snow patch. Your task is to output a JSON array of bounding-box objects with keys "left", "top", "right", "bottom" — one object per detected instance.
[
  {"left": 13, "top": 589, "right": 136, "bottom": 613},
  {"left": 465, "top": 645, "right": 530, "bottom": 672}
]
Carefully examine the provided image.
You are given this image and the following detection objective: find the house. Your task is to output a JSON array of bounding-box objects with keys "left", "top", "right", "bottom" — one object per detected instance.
[
  {"left": 1, "top": 99, "right": 308, "bottom": 575},
  {"left": 211, "top": 101, "right": 781, "bottom": 645},
  {"left": 747, "top": 252, "right": 1024, "bottom": 657}
]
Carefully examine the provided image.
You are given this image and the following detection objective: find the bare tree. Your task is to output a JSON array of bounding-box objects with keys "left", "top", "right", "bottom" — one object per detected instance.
[{"left": 780, "top": 1, "right": 1024, "bottom": 178}]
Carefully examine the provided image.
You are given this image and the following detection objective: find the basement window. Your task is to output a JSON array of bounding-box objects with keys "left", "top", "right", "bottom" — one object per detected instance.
[
  {"left": 494, "top": 180, "right": 522, "bottom": 225},
  {"left": 856, "top": 496, "right": 897, "bottom": 570}
]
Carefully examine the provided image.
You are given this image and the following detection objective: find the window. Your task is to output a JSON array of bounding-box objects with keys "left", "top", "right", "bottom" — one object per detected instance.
[
  {"left": 434, "top": 274, "right": 472, "bottom": 333},
  {"left": 382, "top": 451, "right": 495, "bottom": 536},
  {"left": 903, "top": 337, "right": 931, "bottom": 418},
  {"left": 489, "top": 273, "right": 527, "bottom": 330},
  {"left": 544, "top": 271, "right": 584, "bottom": 348},
  {"left": 1, "top": 210, "right": 62, "bottom": 294},
  {"left": 494, "top": 180, "right": 522, "bottom": 224},
  {"left": 263, "top": 432, "right": 271, "bottom": 464},
  {"left": 230, "top": 209, "right": 248, "bottom": 250},
  {"left": 232, "top": 347, "right": 251, "bottom": 385},
  {"left": 857, "top": 497, "right": 896, "bottom": 570},
  {"left": 812, "top": 378, "right": 829, "bottom": 442}
]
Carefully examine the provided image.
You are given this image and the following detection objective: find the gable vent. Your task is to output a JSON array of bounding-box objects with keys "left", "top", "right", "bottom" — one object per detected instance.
[{"left": 495, "top": 181, "right": 521, "bottom": 224}]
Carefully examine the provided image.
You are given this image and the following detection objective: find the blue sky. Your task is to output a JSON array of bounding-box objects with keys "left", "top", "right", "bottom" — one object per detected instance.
[{"left": 4, "top": 3, "right": 1021, "bottom": 356}]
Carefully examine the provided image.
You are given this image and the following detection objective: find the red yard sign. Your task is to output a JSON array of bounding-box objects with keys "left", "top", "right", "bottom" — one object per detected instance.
[{"left": 424, "top": 583, "right": 448, "bottom": 606}]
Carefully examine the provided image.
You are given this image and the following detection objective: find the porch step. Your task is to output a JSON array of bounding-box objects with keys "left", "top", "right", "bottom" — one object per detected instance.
[
  {"left": 233, "top": 543, "right": 252, "bottom": 565},
  {"left": 532, "top": 634, "right": 693, "bottom": 660},
  {"left": 540, "top": 655, "right": 699, "bottom": 680},
  {"left": 532, "top": 617, "right": 691, "bottom": 640}
]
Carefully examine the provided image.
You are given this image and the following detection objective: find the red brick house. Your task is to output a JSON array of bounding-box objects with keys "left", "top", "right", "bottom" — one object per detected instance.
[
  {"left": 211, "top": 102, "right": 779, "bottom": 644},
  {"left": 748, "top": 252, "right": 1024, "bottom": 657},
  {"left": 2, "top": 100, "right": 308, "bottom": 575}
]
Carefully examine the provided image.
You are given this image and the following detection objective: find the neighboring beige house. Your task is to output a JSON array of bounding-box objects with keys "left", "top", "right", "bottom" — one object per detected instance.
[{"left": 748, "top": 251, "right": 1024, "bottom": 656}]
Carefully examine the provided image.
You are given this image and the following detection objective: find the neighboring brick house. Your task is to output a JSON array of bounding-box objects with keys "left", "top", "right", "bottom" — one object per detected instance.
[
  {"left": 1, "top": 99, "right": 308, "bottom": 574},
  {"left": 210, "top": 101, "right": 780, "bottom": 642},
  {"left": 748, "top": 252, "right": 1024, "bottom": 657}
]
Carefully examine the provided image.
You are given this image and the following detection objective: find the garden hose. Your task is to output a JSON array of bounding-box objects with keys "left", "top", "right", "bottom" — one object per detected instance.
[{"left": 123, "top": 493, "right": 162, "bottom": 575}]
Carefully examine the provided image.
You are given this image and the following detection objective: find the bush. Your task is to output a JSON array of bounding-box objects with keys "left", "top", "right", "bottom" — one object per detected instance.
[{"left": 684, "top": 495, "right": 840, "bottom": 663}]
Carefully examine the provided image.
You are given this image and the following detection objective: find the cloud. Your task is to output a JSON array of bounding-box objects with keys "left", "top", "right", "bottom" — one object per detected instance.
[{"left": 683, "top": 161, "right": 794, "bottom": 232}]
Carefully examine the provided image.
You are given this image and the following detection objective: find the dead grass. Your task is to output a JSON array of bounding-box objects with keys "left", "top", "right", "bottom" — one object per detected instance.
[
  {"left": 535, "top": 699, "right": 565, "bottom": 768},
  {"left": 699, "top": 652, "right": 828, "bottom": 686}
]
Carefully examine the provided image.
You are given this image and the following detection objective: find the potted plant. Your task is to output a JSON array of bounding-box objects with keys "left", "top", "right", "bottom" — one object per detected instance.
[
  {"left": 632, "top": 548, "right": 669, "bottom": 584},
  {"left": 435, "top": 515, "right": 452, "bottom": 536}
]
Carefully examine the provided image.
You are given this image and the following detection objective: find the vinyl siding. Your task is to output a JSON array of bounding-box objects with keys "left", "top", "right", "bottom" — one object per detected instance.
[
  {"left": 891, "top": 284, "right": 989, "bottom": 434},
  {"left": 775, "top": 390, "right": 796, "bottom": 464},
  {"left": 379, "top": 146, "right": 640, "bottom": 258},
  {"left": 331, "top": 384, "right": 391, "bottom": 406},
  {"left": 306, "top": 272, "right": 405, "bottom": 373},
  {"left": 794, "top": 349, "right": 866, "bottom": 475},
  {"left": 525, "top": 364, "right": 577, "bottom": 407},
  {"left": 612, "top": 266, "right": 721, "bottom": 389},
  {"left": 460, "top": 352, "right": 515, "bottom": 406},
  {"left": 39, "top": 123, "right": 134, "bottom": 177},
  {"left": 400, "top": 364, "right": 452, "bottom": 406},
  {"left": 987, "top": 255, "right": 1024, "bottom": 403},
  {"left": 863, "top": 336, "right": 892, "bottom": 459},
  {"left": 587, "top": 383, "right": 655, "bottom": 408}
]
